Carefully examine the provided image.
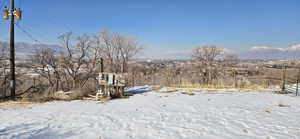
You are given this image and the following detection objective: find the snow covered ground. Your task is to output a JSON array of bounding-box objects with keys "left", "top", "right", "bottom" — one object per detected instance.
[{"left": 1, "top": 86, "right": 300, "bottom": 139}]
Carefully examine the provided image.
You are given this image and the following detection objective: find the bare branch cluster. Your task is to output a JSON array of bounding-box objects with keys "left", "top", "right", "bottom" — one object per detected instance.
[
  {"left": 192, "top": 45, "right": 223, "bottom": 65},
  {"left": 31, "top": 30, "right": 141, "bottom": 93},
  {"left": 0, "top": 43, "right": 9, "bottom": 62},
  {"left": 96, "top": 30, "right": 142, "bottom": 73},
  {"left": 192, "top": 45, "right": 226, "bottom": 84}
]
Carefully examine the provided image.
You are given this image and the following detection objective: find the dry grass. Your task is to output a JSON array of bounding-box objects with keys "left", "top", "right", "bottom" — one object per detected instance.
[
  {"left": 171, "top": 83, "right": 267, "bottom": 91},
  {"left": 0, "top": 101, "right": 37, "bottom": 110},
  {"left": 274, "top": 90, "right": 289, "bottom": 94},
  {"left": 181, "top": 89, "right": 195, "bottom": 95},
  {"left": 238, "top": 84, "right": 267, "bottom": 92},
  {"left": 19, "top": 87, "right": 94, "bottom": 102},
  {"left": 21, "top": 92, "right": 53, "bottom": 102},
  {"left": 173, "top": 83, "right": 232, "bottom": 89},
  {"left": 159, "top": 87, "right": 178, "bottom": 93},
  {"left": 206, "top": 88, "right": 218, "bottom": 93},
  {"left": 53, "top": 89, "right": 94, "bottom": 101},
  {"left": 151, "top": 86, "right": 163, "bottom": 91},
  {"left": 265, "top": 108, "right": 272, "bottom": 113}
]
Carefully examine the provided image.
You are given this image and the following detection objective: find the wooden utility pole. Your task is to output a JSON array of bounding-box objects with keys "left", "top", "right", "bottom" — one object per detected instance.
[
  {"left": 3, "top": 0, "right": 22, "bottom": 100},
  {"left": 9, "top": 0, "right": 16, "bottom": 100}
]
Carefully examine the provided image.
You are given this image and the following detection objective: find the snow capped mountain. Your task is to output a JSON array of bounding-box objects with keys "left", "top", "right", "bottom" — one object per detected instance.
[
  {"left": 249, "top": 44, "right": 300, "bottom": 52},
  {"left": 243, "top": 44, "right": 300, "bottom": 59}
]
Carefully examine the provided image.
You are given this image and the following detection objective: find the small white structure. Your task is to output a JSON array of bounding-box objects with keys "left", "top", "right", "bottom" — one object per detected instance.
[{"left": 97, "top": 72, "right": 126, "bottom": 99}]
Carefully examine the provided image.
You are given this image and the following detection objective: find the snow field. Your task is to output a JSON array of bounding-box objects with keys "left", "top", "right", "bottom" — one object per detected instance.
[{"left": 0, "top": 87, "right": 300, "bottom": 139}]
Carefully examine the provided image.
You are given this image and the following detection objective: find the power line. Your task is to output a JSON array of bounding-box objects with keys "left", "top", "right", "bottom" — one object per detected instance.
[
  {"left": 15, "top": 22, "right": 42, "bottom": 44},
  {"left": 0, "top": 0, "right": 8, "bottom": 11},
  {"left": 16, "top": 20, "right": 54, "bottom": 44},
  {"left": 17, "top": 22, "right": 45, "bottom": 40},
  {"left": 0, "top": 0, "right": 6, "bottom": 9}
]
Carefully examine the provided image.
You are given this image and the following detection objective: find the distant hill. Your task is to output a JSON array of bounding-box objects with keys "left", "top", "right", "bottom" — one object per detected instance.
[{"left": 0, "top": 42, "right": 63, "bottom": 59}]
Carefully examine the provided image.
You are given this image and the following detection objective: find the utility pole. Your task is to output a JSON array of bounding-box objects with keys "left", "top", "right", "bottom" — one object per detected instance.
[
  {"left": 3, "top": 0, "right": 22, "bottom": 100},
  {"left": 9, "top": 0, "right": 16, "bottom": 100}
]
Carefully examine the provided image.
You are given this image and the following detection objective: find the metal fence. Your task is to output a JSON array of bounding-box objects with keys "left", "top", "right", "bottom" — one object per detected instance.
[
  {"left": 282, "top": 67, "right": 299, "bottom": 96},
  {"left": 285, "top": 84, "right": 299, "bottom": 96}
]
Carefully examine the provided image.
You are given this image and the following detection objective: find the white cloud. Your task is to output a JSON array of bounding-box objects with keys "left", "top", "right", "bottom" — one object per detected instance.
[
  {"left": 222, "top": 48, "right": 236, "bottom": 55},
  {"left": 160, "top": 50, "right": 192, "bottom": 55},
  {"left": 249, "top": 44, "right": 300, "bottom": 51},
  {"left": 245, "top": 44, "right": 300, "bottom": 59},
  {"left": 289, "top": 44, "right": 300, "bottom": 50}
]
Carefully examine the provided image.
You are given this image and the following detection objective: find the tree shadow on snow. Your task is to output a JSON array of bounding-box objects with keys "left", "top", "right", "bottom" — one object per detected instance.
[
  {"left": 125, "top": 86, "right": 152, "bottom": 95},
  {"left": 0, "top": 123, "right": 76, "bottom": 139}
]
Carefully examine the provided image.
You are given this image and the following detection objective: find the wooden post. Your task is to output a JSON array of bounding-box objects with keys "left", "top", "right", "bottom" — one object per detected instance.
[
  {"left": 2, "top": 73, "right": 7, "bottom": 98},
  {"left": 233, "top": 70, "right": 237, "bottom": 88},
  {"left": 296, "top": 68, "right": 300, "bottom": 96},
  {"left": 100, "top": 58, "right": 104, "bottom": 96},
  {"left": 100, "top": 58, "right": 104, "bottom": 73},
  {"left": 282, "top": 66, "right": 287, "bottom": 92},
  {"left": 33, "top": 78, "right": 36, "bottom": 88}
]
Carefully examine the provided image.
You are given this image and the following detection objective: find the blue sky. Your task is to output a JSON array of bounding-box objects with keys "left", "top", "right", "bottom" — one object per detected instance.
[{"left": 0, "top": 0, "right": 299, "bottom": 59}]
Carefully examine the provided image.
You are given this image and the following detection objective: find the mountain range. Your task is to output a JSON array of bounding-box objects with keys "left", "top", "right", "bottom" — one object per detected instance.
[
  {"left": 1, "top": 41, "right": 300, "bottom": 60},
  {"left": 242, "top": 44, "right": 300, "bottom": 59},
  {"left": 0, "top": 42, "right": 63, "bottom": 59}
]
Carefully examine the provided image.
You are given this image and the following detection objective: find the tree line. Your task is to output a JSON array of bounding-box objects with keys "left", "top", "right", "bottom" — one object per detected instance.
[
  {"left": 0, "top": 30, "right": 252, "bottom": 99},
  {"left": 30, "top": 30, "right": 142, "bottom": 93}
]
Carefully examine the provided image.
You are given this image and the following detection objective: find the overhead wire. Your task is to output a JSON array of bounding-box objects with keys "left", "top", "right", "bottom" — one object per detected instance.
[
  {"left": 18, "top": 21, "right": 56, "bottom": 46},
  {"left": 15, "top": 22, "right": 42, "bottom": 44},
  {"left": 5, "top": 0, "right": 69, "bottom": 50},
  {"left": 0, "top": 0, "right": 9, "bottom": 41},
  {"left": 15, "top": 22, "right": 46, "bottom": 51},
  {"left": 16, "top": 0, "right": 72, "bottom": 42},
  {"left": 0, "top": 0, "right": 8, "bottom": 11}
]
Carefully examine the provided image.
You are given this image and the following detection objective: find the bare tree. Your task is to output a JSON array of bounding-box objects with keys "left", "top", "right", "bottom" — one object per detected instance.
[
  {"left": 58, "top": 32, "right": 97, "bottom": 89},
  {"left": 192, "top": 45, "right": 224, "bottom": 84},
  {"left": 117, "top": 35, "right": 141, "bottom": 73},
  {"left": 0, "top": 43, "right": 9, "bottom": 97},
  {"left": 96, "top": 30, "right": 141, "bottom": 73},
  {"left": 223, "top": 53, "right": 239, "bottom": 66},
  {"left": 192, "top": 45, "right": 223, "bottom": 64},
  {"left": 31, "top": 32, "right": 101, "bottom": 92},
  {"left": 0, "top": 43, "right": 8, "bottom": 64},
  {"left": 31, "top": 48, "right": 61, "bottom": 92},
  {"left": 30, "top": 30, "right": 141, "bottom": 94}
]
